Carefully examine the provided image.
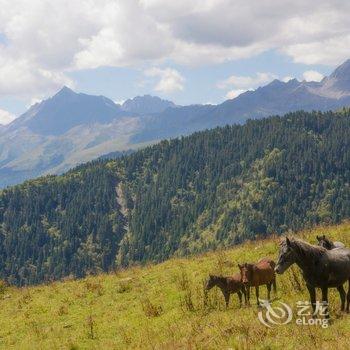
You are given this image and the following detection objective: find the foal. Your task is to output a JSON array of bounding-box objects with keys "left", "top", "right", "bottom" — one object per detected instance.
[
  {"left": 238, "top": 258, "right": 276, "bottom": 306},
  {"left": 316, "top": 234, "right": 345, "bottom": 250},
  {"left": 205, "top": 273, "right": 247, "bottom": 308}
]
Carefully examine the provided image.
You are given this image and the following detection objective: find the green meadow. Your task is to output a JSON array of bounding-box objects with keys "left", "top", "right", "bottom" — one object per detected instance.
[{"left": 1, "top": 222, "right": 350, "bottom": 349}]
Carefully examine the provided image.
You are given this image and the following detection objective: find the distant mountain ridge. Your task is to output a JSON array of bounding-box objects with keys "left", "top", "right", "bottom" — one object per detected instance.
[
  {"left": 121, "top": 95, "right": 176, "bottom": 115},
  {"left": 9, "top": 87, "right": 128, "bottom": 136},
  {"left": 2, "top": 59, "right": 350, "bottom": 187}
]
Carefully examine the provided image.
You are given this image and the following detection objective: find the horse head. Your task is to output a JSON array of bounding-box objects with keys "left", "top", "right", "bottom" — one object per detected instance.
[
  {"left": 205, "top": 274, "right": 218, "bottom": 290},
  {"left": 238, "top": 263, "right": 253, "bottom": 285},
  {"left": 274, "top": 237, "right": 296, "bottom": 274},
  {"left": 316, "top": 235, "right": 333, "bottom": 250}
]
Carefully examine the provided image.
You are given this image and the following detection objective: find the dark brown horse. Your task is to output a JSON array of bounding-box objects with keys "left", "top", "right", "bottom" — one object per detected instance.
[
  {"left": 275, "top": 237, "right": 350, "bottom": 317},
  {"left": 238, "top": 258, "right": 276, "bottom": 306},
  {"left": 316, "top": 234, "right": 345, "bottom": 250},
  {"left": 205, "top": 273, "right": 247, "bottom": 308}
]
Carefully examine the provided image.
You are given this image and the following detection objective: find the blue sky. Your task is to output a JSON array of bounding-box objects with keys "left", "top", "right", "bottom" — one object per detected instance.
[
  {"left": 70, "top": 50, "right": 332, "bottom": 106},
  {"left": 0, "top": 1, "right": 349, "bottom": 123}
]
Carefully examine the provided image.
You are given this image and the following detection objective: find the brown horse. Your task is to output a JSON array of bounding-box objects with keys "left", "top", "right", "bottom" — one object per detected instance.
[
  {"left": 238, "top": 258, "right": 276, "bottom": 306},
  {"left": 205, "top": 273, "right": 247, "bottom": 308}
]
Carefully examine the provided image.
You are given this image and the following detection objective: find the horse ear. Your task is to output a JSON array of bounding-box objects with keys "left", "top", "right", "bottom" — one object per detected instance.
[
  {"left": 322, "top": 235, "right": 325, "bottom": 239},
  {"left": 238, "top": 264, "right": 242, "bottom": 269},
  {"left": 286, "top": 237, "right": 291, "bottom": 247},
  {"left": 316, "top": 235, "right": 320, "bottom": 241}
]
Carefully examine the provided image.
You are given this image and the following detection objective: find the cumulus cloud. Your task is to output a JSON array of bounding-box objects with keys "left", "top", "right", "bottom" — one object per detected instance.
[
  {"left": 282, "top": 76, "right": 293, "bottom": 82},
  {"left": 1, "top": 0, "right": 350, "bottom": 99},
  {"left": 218, "top": 72, "right": 276, "bottom": 90},
  {"left": 225, "top": 89, "right": 247, "bottom": 99},
  {"left": 218, "top": 72, "right": 276, "bottom": 99},
  {"left": 0, "top": 54, "right": 74, "bottom": 97},
  {"left": 0, "top": 108, "right": 15, "bottom": 125},
  {"left": 74, "top": 1, "right": 172, "bottom": 69},
  {"left": 302, "top": 70, "right": 324, "bottom": 82},
  {"left": 144, "top": 67, "right": 185, "bottom": 93}
]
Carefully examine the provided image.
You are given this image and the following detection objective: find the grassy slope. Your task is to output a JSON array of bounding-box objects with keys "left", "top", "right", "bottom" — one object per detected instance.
[{"left": 1, "top": 223, "right": 350, "bottom": 349}]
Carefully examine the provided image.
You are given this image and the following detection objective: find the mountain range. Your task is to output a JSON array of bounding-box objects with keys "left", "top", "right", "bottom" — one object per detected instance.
[{"left": 2, "top": 59, "right": 350, "bottom": 188}]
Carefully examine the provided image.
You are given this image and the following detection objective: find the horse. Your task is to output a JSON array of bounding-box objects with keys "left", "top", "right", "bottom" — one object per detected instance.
[
  {"left": 316, "top": 234, "right": 345, "bottom": 250},
  {"left": 238, "top": 258, "right": 276, "bottom": 306},
  {"left": 205, "top": 274, "right": 247, "bottom": 308},
  {"left": 275, "top": 237, "right": 350, "bottom": 317}
]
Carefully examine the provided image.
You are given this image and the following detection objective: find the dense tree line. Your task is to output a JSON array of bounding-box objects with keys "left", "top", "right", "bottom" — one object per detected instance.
[
  {"left": 0, "top": 110, "right": 350, "bottom": 285},
  {"left": 0, "top": 163, "right": 126, "bottom": 285}
]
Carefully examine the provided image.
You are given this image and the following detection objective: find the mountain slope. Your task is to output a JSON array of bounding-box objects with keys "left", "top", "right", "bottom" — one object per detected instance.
[
  {"left": 0, "top": 110, "right": 349, "bottom": 286},
  {"left": 131, "top": 104, "right": 215, "bottom": 143},
  {"left": 0, "top": 88, "right": 146, "bottom": 187},
  {"left": 317, "top": 59, "right": 350, "bottom": 98},
  {"left": 0, "top": 222, "right": 349, "bottom": 349},
  {"left": 9, "top": 87, "right": 128, "bottom": 136},
  {"left": 206, "top": 77, "right": 350, "bottom": 126}
]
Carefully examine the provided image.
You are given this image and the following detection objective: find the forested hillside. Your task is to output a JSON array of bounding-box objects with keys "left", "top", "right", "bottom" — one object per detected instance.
[{"left": 1, "top": 110, "right": 350, "bottom": 285}]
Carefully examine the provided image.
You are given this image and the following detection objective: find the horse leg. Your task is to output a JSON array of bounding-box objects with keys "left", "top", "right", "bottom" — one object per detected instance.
[
  {"left": 346, "top": 279, "right": 350, "bottom": 313},
  {"left": 337, "top": 285, "right": 346, "bottom": 312},
  {"left": 272, "top": 277, "right": 277, "bottom": 294},
  {"left": 246, "top": 286, "right": 250, "bottom": 305},
  {"left": 306, "top": 284, "right": 316, "bottom": 316},
  {"left": 237, "top": 291, "right": 242, "bottom": 307},
  {"left": 267, "top": 283, "right": 271, "bottom": 301},
  {"left": 224, "top": 291, "right": 230, "bottom": 308},
  {"left": 242, "top": 287, "right": 247, "bottom": 305},
  {"left": 242, "top": 286, "right": 248, "bottom": 306},
  {"left": 255, "top": 286, "right": 260, "bottom": 306},
  {"left": 321, "top": 287, "right": 329, "bottom": 319}
]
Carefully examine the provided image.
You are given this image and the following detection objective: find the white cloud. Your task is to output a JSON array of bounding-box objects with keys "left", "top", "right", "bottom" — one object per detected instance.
[
  {"left": 1, "top": 0, "right": 350, "bottom": 100},
  {"left": 0, "top": 108, "right": 15, "bottom": 125},
  {"left": 282, "top": 76, "right": 293, "bottom": 82},
  {"left": 225, "top": 89, "right": 248, "bottom": 99},
  {"left": 302, "top": 70, "right": 324, "bottom": 82},
  {"left": 114, "top": 99, "right": 126, "bottom": 106},
  {"left": 218, "top": 72, "right": 276, "bottom": 90},
  {"left": 144, "top": 67, "right": 185, "bottom": 93},
  {"left": 218, "top": 72, "right": 275, "bottom": 99},
  {"left": 0, "top": 54, "right": 74, "bottom": 97}
]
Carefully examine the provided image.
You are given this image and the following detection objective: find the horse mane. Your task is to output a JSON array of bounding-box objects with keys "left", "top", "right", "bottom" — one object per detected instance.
[
  {"left": 290, "top": 238, "right": 326, "bottom": 261},
  {"left": 210, "top": 274, "right": 226, "bottom": 281},
  {"left": 242, "top": 262, "right": 254, "bottom": 268}
]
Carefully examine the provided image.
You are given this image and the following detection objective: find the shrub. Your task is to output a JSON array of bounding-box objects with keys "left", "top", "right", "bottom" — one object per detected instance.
[{"left": 141, "top": 297, "right": 163, "bottom": 318}]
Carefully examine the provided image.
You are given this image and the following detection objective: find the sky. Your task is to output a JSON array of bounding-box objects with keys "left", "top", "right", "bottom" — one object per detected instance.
[{"left": 0, "top": 0, "right": 350, "bottom": 124}]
